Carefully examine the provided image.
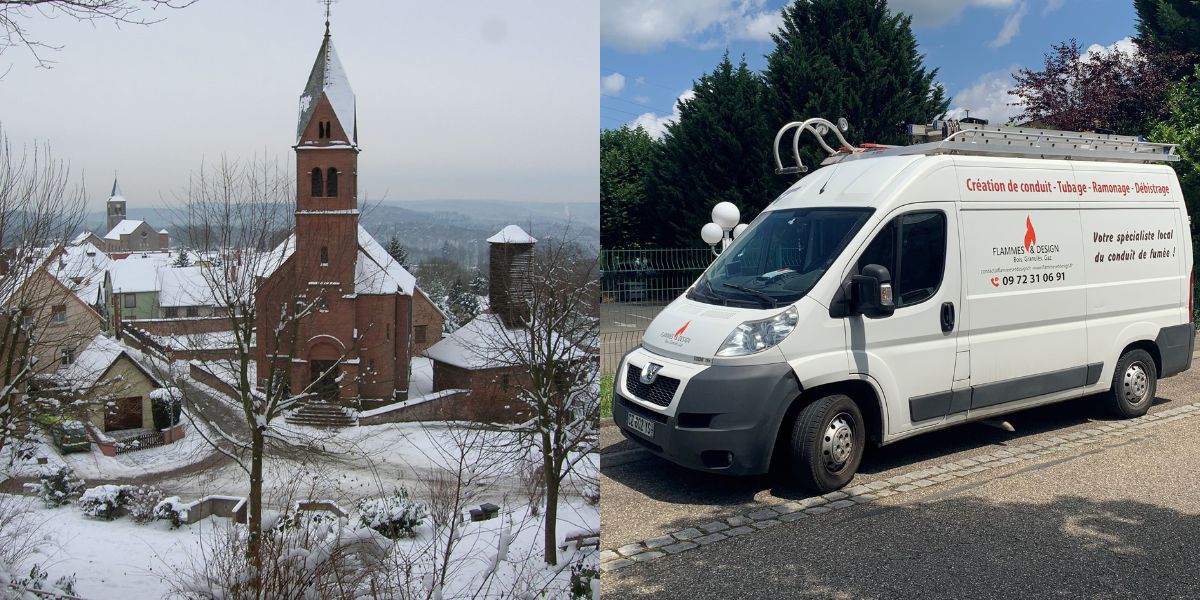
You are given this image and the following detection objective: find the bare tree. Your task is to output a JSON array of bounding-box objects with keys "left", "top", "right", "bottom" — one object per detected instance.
[
  {"left": 0, "top": 0, "right": 197, "bottom": 69},
  {"left": 0, "top": 124, "right": 93, "bottom": 465},
  {"left": 165, "top": 155, "right": 362, "bottom": 582},
  {"left": 474, "top": 230, "right": 600, "bottom": 565}
]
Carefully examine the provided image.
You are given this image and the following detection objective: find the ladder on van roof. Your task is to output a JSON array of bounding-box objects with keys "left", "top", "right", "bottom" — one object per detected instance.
[{"left": 774, "top": 118, "right": 1180, "bottom": 176}]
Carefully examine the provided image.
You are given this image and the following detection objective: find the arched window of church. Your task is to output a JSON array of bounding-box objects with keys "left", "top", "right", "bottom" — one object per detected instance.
[
  {"left": 320, "top": 246, "right": 329, "bottom": 266},
  {"left": 326, "top": 167, "right": 338, "bottom": 197},
  {"left": 311, "top": 168, "right": 323, "bottom": 197}
]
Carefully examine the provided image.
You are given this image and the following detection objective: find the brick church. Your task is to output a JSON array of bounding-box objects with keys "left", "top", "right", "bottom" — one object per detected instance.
[{"left": 255, "top": 23, "right": 443, "bottom": 408}]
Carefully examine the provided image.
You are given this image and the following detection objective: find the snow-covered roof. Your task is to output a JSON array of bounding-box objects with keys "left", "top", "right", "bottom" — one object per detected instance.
[
  {"left": 158, "top": 266, "right": 220, "bottom": 307},
  {"left": 297, "top": 31, "right": 356, "bottom": 144},
  {"left": 104, "top": 219, "right": 147, "bottom": 240},
  {"left": 423, "top": 312, "right": 586, "bottom": 370},
  {"left": 70, "top": 231, "right": 94, "bottom": 245},
  {"left": 107, "top": 253, "right": 174, "bottom": 294},
  {"left": 48, "top": 242, "right": 111, "bottom": 306},
  {"left": 356, "top": 226, "right": 415, "bottom": 295},
  {"left": 487, "top": 225, "right": 537, "bottom": 244},
  {"left": 423, "top": 313, "right": 515, "bottom": 370},
  {"left": 263, "top": 226, "right": 415, "bottom": 296},
  {"left": 57, "top": 334, "right": 160, "bottom": 389}
]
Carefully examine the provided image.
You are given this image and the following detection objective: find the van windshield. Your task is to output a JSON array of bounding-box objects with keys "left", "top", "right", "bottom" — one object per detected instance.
[{"left": 689, "top": 207, "right": 874, "bottom": 308}]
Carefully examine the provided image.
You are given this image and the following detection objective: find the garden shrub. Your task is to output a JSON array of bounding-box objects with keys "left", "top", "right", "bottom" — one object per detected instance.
[
  {"left": 125, "top": 485, "right": 166, "bottom": 524},
  {"left": 23, "top": 465, "right": 85, "bottom": 508},
  {"left": 78, "top": 484, "right": 131, "bottom": 520},
  {"left": 154, "top": 497, "right": 187, "bottom": 529},
  {"left": 356, "top": 489, "right": 427, "bottom": 540}
]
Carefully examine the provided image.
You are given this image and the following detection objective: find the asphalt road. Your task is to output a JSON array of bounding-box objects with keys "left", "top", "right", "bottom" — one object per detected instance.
[
  {"left": 600, "top": 301, "right": 669, "bottom": 333},
  {"left": 601, "top": 357, "right": 1200, "bottom": 599}
]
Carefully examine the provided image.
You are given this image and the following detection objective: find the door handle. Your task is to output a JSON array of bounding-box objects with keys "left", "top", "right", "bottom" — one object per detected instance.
[{"left": 940, "top": 302, "right": 955, "bottom": 332}]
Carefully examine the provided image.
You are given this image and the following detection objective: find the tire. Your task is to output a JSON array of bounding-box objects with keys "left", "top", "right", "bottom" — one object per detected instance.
[
  {"left": 789, "top": 394, "right": 865, "bottom": 493},
  {"left": 1106, "top": 349, "right": 1157, "bottom": 418}
]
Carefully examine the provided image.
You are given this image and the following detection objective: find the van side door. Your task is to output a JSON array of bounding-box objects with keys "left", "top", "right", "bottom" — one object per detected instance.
[
  {"left": 959, "top": 206, "right": 1089, "bottom": 412},
  {"left": 844, "top": 203, "right": 963, "bottom": 434}
]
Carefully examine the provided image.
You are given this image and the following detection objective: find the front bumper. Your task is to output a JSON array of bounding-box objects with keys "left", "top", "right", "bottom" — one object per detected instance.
[{"left": 613, "top": 348, "right": 800, "bottom": 475}]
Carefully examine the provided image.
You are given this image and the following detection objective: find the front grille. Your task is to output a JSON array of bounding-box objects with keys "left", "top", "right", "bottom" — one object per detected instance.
[
  {"left": 617, "top": 395, "right": 667, "bottom": 423},
  {"left": 625, "top": 364, "right": 680, "bottom": 408}
]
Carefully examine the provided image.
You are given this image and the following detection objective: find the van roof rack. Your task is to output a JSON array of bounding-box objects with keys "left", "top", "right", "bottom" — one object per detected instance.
[
  {"left": 774, "top": 118, "right": 1180, "bottom": 175},
  {"left": 900, "top": 121, "right": 1179, "bottom": 163}
]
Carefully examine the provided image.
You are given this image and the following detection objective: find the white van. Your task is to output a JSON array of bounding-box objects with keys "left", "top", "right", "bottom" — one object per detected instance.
[{"left": 613, "top": 119, "right": 1195, "bottom": 492}]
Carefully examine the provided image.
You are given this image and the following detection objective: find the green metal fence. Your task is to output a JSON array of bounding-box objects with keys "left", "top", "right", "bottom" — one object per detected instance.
[{"left": 600, "top": 248, "right": 714, "bottom": 374}]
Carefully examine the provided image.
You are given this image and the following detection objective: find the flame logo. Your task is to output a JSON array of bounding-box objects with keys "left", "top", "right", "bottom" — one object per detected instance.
[
  {"left": 674, "top": 321, "right": 692, "bottom": 338},
  {"left": 1023, "top": 216, "right": 1036, "bottom": 251}
]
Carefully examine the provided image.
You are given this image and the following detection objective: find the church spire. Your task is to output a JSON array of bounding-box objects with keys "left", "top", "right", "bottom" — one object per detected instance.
[
  {"left": 108, "top": 176, "right": 125, "bottom": 203},
  {"left": 297, "top": 3, "right": 355, "bottom": 145}
]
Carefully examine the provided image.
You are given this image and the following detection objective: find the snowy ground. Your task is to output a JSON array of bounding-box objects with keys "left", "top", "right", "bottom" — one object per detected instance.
[
  {"left": 63, "top": 422, "right": 217, "bottom": 482},
  {"left": 4, "top": 493, "right": 597, "bottom": 599},
  {"left": 3, "top": 494, "right": 208, "bottom": 598},
  {"left": 3, "top": 354, "right": 600, "bottom": 598},
  {"left": 410, "top": 356, "right": 434, "bottom": 397}
]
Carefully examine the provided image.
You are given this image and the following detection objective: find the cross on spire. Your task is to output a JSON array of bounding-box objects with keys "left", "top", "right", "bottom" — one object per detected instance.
[{"left": 323, "top": 0, "right": 334, "bottom": 35}]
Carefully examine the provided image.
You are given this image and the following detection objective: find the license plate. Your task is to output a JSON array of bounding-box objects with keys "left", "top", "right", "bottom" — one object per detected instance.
[{"left": 626, "top": 412, "right": 655, "bottom": 438}]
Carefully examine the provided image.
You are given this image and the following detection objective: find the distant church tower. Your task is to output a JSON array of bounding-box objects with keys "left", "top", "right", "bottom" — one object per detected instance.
[{"left": 106, "top": 178, "right": 127, "bottom": 232}]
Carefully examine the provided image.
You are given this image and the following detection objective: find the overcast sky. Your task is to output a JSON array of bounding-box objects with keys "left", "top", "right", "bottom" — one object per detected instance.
[{"left": 4, "top": 1, "right": 599, "bottom": 214}]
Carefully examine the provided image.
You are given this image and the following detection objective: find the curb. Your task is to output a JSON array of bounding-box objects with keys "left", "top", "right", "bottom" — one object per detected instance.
[{"left": 600, "top": 401, "right": 1200, "bottom": 573}]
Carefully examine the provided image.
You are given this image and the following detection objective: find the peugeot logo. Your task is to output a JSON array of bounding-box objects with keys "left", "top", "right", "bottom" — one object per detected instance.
[{"left": 640, "top": 363, "right": 663, "bottom": 385}]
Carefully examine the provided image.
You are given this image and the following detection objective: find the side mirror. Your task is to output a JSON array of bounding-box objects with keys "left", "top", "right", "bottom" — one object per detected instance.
[{"left": 849, "top": 264, "right": 895, "bottom": 318}]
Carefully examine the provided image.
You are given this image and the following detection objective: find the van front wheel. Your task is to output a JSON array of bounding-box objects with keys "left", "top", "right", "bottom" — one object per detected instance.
[
  {"left": 789, "top": 394, "right": 865, "bottom": 493},
  {"left": 1106, "top": 349, "right": 1157, "bottom": 418}
]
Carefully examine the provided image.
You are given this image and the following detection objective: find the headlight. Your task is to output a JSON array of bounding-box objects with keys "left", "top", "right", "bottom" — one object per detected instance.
[{"left": 716, "top": 306, "right": 798, "bottom": 357}]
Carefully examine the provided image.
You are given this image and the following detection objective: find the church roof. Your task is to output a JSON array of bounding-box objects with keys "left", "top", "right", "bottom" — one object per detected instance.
[
  {"left": 355, "top": 226, "right": 416, "bottom": 295},
  {"left": 263, "top": 226, "right": 415, "bottom": 296},
  {"left": 297, "top": 30, "right": 356, "bottom": 145},
  {"left": 104, "top": 219, "right": 147, "bottom": 240}
]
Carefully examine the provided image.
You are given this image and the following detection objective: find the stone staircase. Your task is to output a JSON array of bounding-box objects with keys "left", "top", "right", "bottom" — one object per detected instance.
[{"left": 285, "top": 401, "right": 357, "bottom": 428}]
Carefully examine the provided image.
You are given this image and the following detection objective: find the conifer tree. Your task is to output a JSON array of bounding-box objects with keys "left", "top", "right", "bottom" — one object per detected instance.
[
  {"left": 448, "top": 277, "right": 480, "bottom": 325},
  {"left": 469, "top": 269, "right": 488, "bottom": 297},
  {"left": 1136, "top": 0, "right": 1200, "bottom": 59},
  {"left": 647, "top": 53, "right": 780, "bottom": 247},
  {"left": 764, "top": 0, "right": 949, "bottom": 173},
  {"left": 385, "top": 236, "right": 408, "bottom": 267}
]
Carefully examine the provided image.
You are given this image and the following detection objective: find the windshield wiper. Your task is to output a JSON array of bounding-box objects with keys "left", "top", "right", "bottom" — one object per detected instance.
[
  {"left": 690, "top": 279, "right": 728, "bottom": 305},
  {"left": 721, "top": 283, "right": 777, "bottom": 308}
]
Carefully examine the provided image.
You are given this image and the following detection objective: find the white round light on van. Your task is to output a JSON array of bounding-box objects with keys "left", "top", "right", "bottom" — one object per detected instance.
[
  {"left": 732, "top": 223, "right": 748, "bottom": 239},
  {"left": 711, "top": 202, "right": 740, "bottom": 230},
  {"left": 701, "top": 222, "right": 724, "bottom": 246},
  {"left": 716, "top": 306, "right": 799, "bottom": 357}
]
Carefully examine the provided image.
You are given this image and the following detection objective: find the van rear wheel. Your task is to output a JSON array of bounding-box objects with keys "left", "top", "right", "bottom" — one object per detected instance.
[
  {"left": 789, "top": 394, "right": 865, "bottom": 493},
  {"left": 1106, "top": 349, "right": 1157, "bottom": 418}
]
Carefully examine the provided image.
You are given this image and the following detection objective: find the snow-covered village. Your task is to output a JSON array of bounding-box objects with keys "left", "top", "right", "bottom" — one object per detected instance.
[{"left": 0, "top": 3, "right": 599, "bottom": 599}]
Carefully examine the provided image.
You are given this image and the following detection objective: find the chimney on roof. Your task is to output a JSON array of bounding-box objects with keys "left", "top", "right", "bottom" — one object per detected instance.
[{"left": 486, "top": 225, "right": 536, "bottom": 328}]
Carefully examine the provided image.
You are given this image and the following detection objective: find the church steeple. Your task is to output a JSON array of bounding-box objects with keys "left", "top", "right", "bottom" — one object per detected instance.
[
  {"left": 106, "top": 176, "right": 127, "bottom": 233},
  {"left": 296, "top": 21, "right": 356, "bottom": 146}
]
